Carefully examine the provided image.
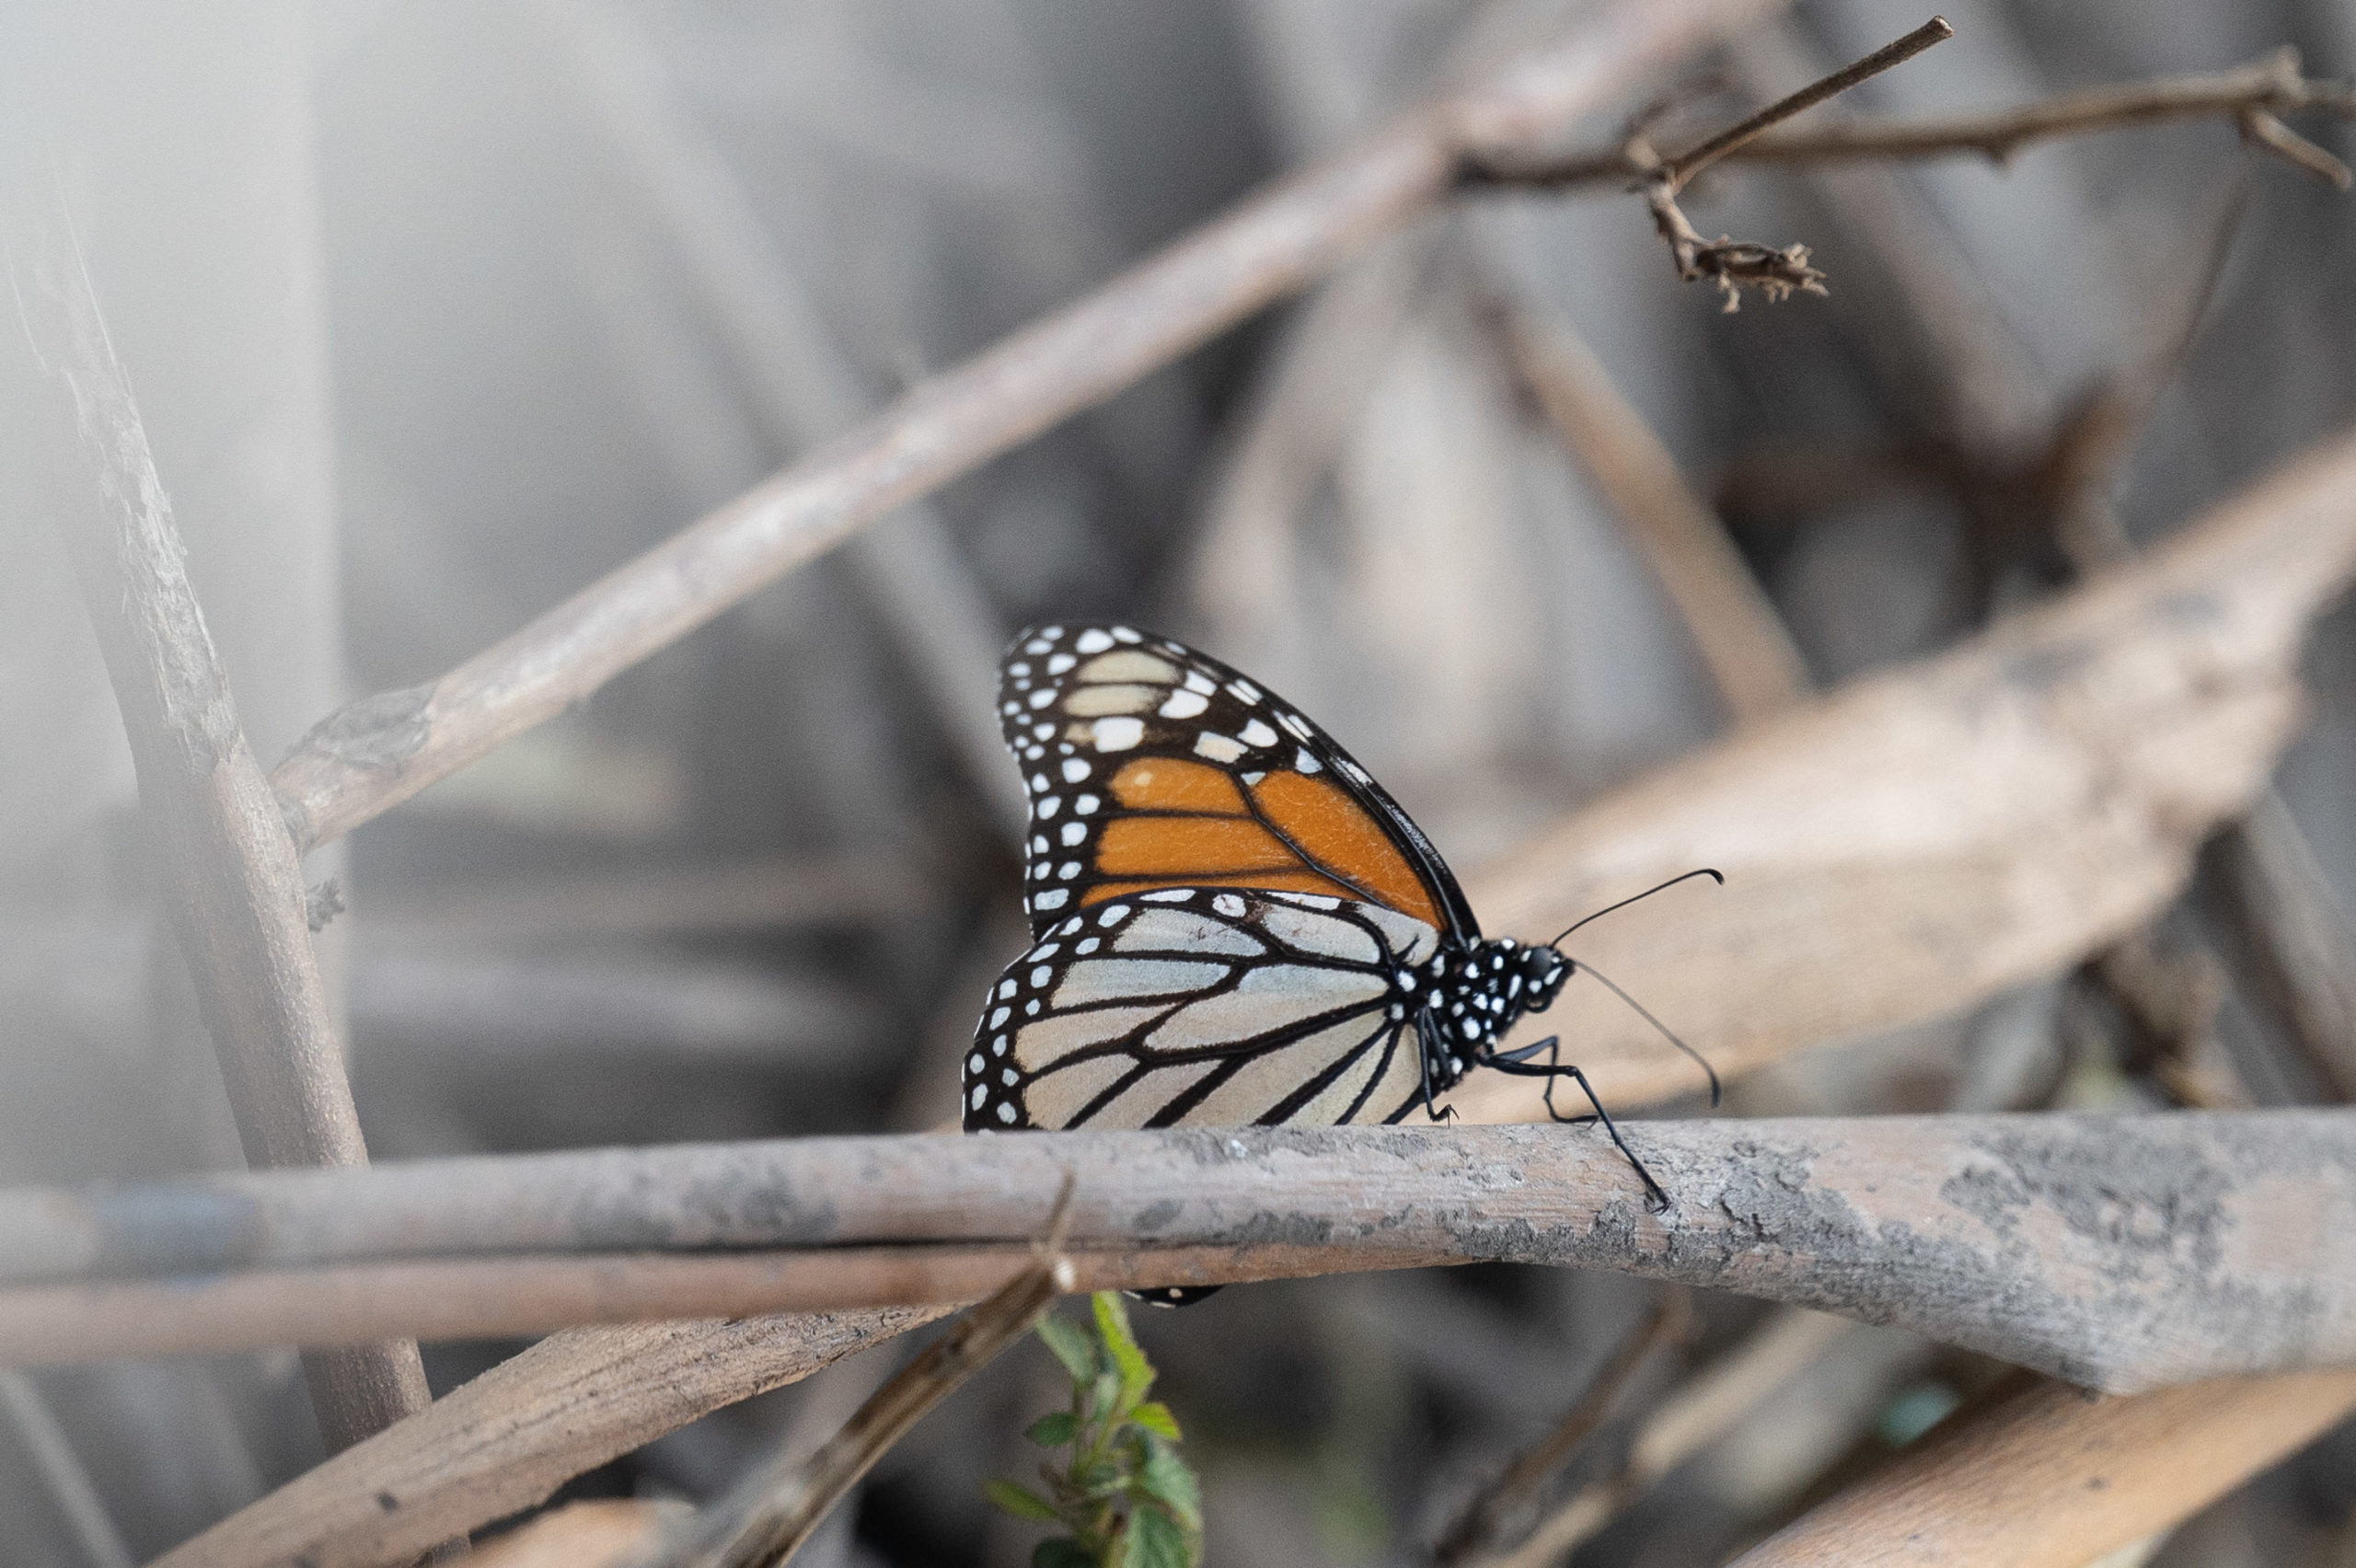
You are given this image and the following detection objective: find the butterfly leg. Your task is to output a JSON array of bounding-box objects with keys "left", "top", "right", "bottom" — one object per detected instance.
[
  {"left": 1480, "top": 1042, "right": 1669, "bottom": 1212},
  {"left": 1415, "top": 1008, "right": 1458, "bottom": 1124}
]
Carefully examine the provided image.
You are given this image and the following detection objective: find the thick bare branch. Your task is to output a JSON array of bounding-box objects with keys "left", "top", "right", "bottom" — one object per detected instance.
[
  {"left": 263, "top": 0, "right": 1785, "bottom": 854},
  {"left": 2, "top": 174, "right": 428, "bottom": 1451},
  {"left": 1729, "top": 1369, "right": 2356, "bottom": 1566},
  {"left": 9, "top": 1113, "right": 2356, "bottom": 1394}
]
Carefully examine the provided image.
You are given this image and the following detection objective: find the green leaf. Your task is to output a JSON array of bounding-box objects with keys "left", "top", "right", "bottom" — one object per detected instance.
[
  {"left": 1033, "top": 1539, "right": 1096, "bottom": 1568},
  {"left": 1092, "top": 1292, "right": 1154, "bottom": 1404},
  {"left": 1127, "top": 1401, "right": 1183, "bottom": 1441},
  {"left": 985, "top": 1480, "right": 1063, "bottom": 1524},
  {"left": 1025, "top": 1411, "right": 1080, "bottom": 1447},
  {"left": 1124, "top": 1503, "right": 1197, "bottom": 1568},
  {"left": 1134, "top": 1434, "right": 1203, "bottom": 1531},
  {"left": 1035, "top": 1314, "right": 1099, "bottom": 1387}
]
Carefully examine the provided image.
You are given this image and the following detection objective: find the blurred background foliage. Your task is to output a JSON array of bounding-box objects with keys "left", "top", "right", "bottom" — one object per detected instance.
[{"left": 0, "top": 0, "right": 2352, "bottom": 1563}]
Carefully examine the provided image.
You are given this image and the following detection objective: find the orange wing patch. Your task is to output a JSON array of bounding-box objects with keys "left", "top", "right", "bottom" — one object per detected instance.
[
  {"left": 1099, "top": 816, "right": 1296, "bottom": 877},
  {"left": 1109, "top": 758, "right": 1248, "bottom": 815},
  {"left": 1251, "top": 773, "right": 1440, "bottom": 927},
  {"left": 1076, "top": 756, "right": 1440, "bottom": 924}
]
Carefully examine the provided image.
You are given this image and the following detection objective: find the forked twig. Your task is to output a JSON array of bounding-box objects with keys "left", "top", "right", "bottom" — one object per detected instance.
[
  {"left": 1641, "top": 17, "right": 1952, "bottom": 309},
  {"left": 1468, "top": 46, "right": 2354, "bottom": 188},
  {"left": 1467, "top": 30, "right": 2352, "bottom": 307}
]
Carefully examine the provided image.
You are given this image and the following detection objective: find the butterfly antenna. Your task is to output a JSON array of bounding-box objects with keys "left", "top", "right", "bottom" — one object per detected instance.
[
  {"left": 1570, "top": 960, "right": 1722, "bottom": 1109},
  {"left": 1549, "top": 868, "right": 1724, "bottom": 949}
]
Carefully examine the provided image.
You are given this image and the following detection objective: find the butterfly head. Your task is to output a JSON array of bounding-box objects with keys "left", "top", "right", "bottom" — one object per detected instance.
[{"left": 1519, "top": 941, "right": 1574, "bottom": 1015}]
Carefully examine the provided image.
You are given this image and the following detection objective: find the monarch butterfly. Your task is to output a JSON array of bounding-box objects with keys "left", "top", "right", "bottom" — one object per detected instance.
[{"left": 964, "top": 624, "right": 1714, "bottom": 1299}]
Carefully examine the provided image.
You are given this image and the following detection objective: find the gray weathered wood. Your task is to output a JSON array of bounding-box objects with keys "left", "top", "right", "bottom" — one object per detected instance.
[
  {"left": 2, "top": 168, "right": 430, "bottom": 1453},
  {"left": 6, "top": 1113, "right": 2352, "bottom": 1394}
]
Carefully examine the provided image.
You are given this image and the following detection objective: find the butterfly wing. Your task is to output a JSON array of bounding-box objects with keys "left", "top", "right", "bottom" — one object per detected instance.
[
  {"left": 999, "top": 624, "right": 1477, "bottom": 943},
  {"left": 965, "top": 889, "right": 1440, "bottom": 1133}
]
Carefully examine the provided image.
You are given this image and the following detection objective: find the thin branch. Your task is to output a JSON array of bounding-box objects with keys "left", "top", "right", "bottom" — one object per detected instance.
[
  {"left": 1662, "top": 15, "right": 1955, "bottom": 186},
  {"left": 1729, "top": 1369, "right": 2356, "bottom": 1567},
  {"left": 1469, "top": 47, "right": 2356, "bottom": 186},
  {"left": 262, "top": 0, "right": 1785, "bottom": 854},
  {"left": 1, "top": 169, "right": 430, "bottom": 1453},
  {"left": 641, "top": 1250, "right": 1075, "bottom": 1568},
  {"left": 7, "top": 1113, "right": 2355, "bottom": 1394},
  {"left": 1433, "top": 1291, "right": 1692, "bottom": 1564}
]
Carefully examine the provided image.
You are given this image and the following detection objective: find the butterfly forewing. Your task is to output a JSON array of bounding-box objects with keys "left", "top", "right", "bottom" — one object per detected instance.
[
  {"left": 998, "top": 625, "right": 1477, "bottom": 942},
  {"left": 965, "top": 889, "right": 1439, "bottom": 1133}
]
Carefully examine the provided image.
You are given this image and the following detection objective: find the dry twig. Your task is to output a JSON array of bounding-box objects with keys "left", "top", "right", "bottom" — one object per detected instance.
[
  {"left": 1, "top": 174, "right": 428, "bottom": 1451},
  {"left": 635, "top": 1250, "right": 1076, "bottom": 1568},
  {"left": 1469, "top": 45, "right": 2355, "bottom": 189},
  {"left": 1634, "top": 17, "right": 1952, "bottom": 309}
]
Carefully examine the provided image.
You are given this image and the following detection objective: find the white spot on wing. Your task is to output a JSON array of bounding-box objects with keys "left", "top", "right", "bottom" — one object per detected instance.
[
  {"left": 1075, "top": 628, "right": 1114, "bottom": 653},
  {"left": 1080, "top": 650, "right": 1177, "bottom": 684},
  {"left": 1034, "top": 888, "right": 1069, "bottom": 910},
  {"left": 1065, "top": 684, "right": 1160, "bottom": 717},
  {"left": 1060, "top": 822, "right": 1087, "bottom": 847},
  {"left": 1194, "top": 732, "right": 1245, "bottom": 763},
  {"left": 1093, "top": 717, "right": 1145, "bottom": 752},
  {"left": 1240, "top": 719, "right": 1278, "bottom": 748},
  {"left": 1158, "top": 688, "right": 1209, "bottom": 720},
  {"left": 1061, "top": 757, "right": 1092, "bottom": 782}
]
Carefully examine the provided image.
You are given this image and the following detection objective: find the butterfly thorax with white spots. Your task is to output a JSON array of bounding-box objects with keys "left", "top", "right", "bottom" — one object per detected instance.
[{"left": 1413, "top": 938, "right": 1571, "bottom": 1096}]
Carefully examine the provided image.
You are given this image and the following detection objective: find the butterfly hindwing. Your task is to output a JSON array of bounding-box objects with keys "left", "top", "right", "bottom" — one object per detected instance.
[
  {"left": 999, "top": 625, "right": 1477, "bottom": 942},
  {"left": 965, "top": 888, "right": 1441, "bottom": 1133}
]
